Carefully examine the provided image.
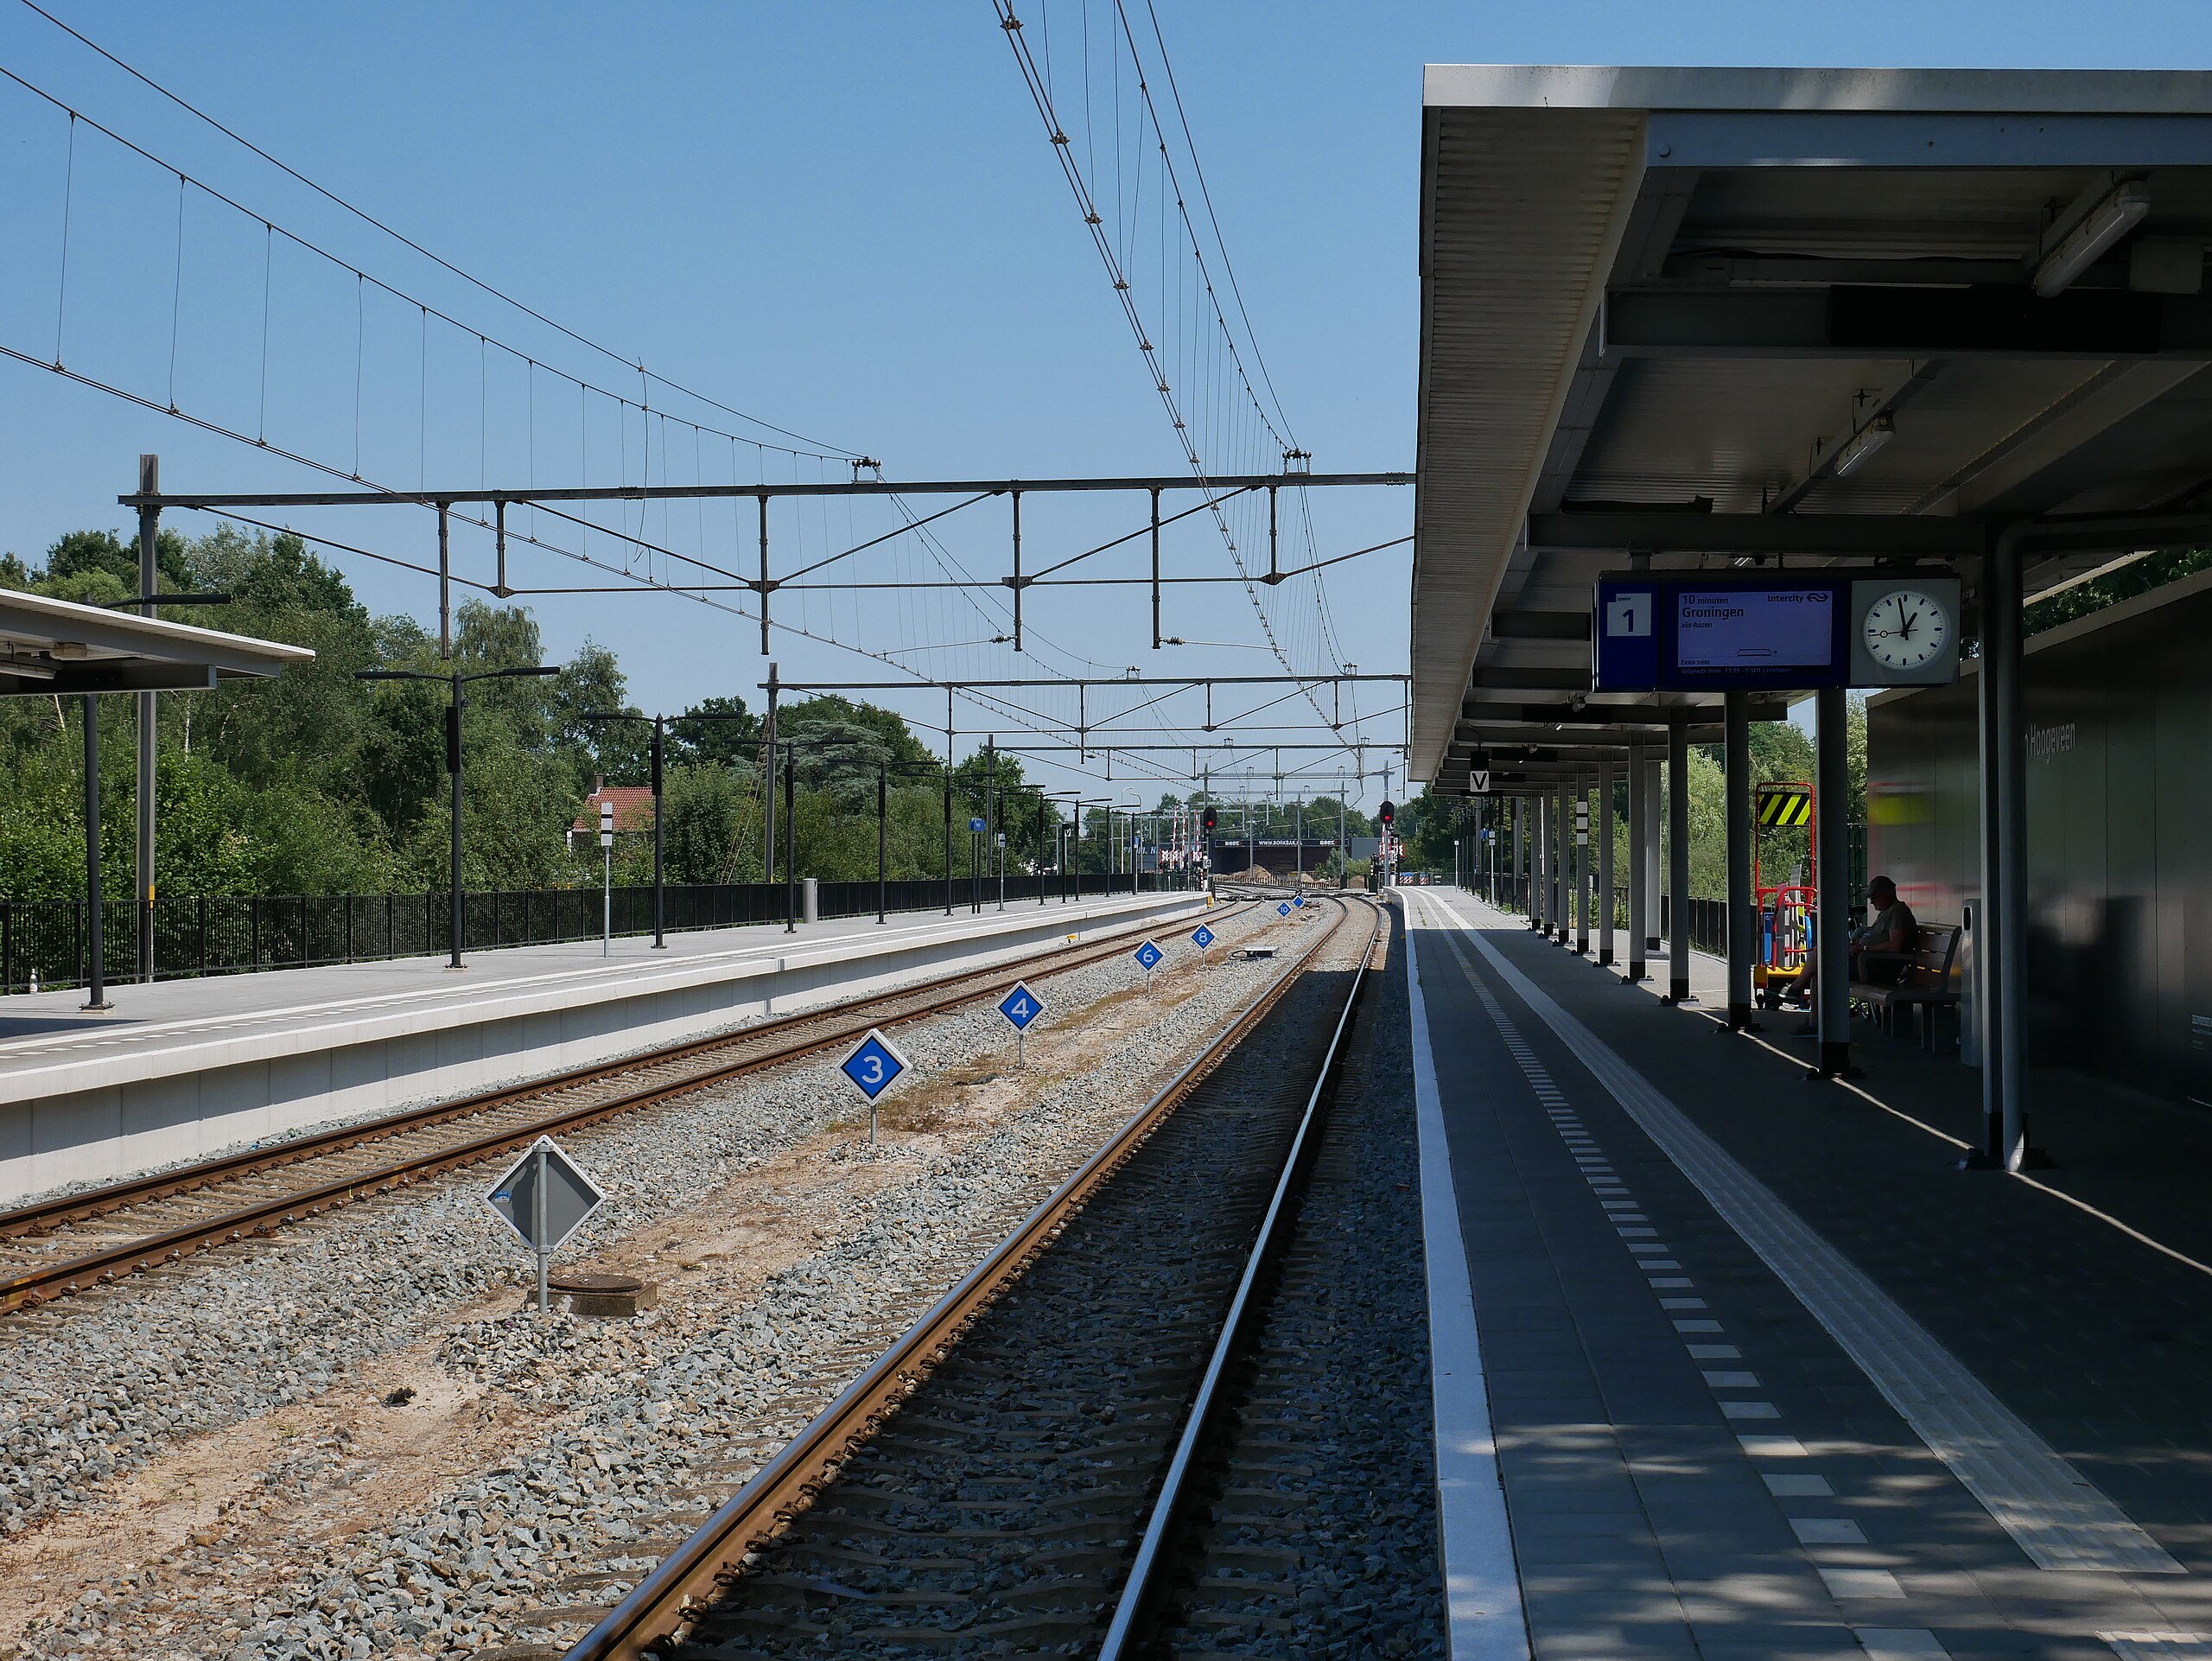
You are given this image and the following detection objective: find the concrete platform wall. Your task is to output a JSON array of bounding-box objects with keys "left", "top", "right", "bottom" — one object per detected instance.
[{"left": 0, "top": 892, "right": 1207, "bottom": 1205}]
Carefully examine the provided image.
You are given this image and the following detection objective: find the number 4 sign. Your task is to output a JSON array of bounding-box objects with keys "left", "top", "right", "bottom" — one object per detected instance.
[{"left": 997, "top": 980, "right": 1046, "bottom": 1067}]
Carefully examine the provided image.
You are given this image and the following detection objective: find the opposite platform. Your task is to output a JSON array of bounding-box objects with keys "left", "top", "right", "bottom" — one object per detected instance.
[{"left": 0, "top": 890, "right": 1209, "bottom": 1204}]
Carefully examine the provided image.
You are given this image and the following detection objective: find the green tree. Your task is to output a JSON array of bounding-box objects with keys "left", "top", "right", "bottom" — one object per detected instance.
[{"left": 671, "top": 695, "right": 760, "bottom": 767}]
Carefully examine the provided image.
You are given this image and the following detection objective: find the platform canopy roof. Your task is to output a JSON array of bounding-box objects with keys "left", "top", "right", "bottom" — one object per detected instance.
[
  {"left": 1413, "top": 65, "right": 2212, "bottom": 788},
  {"left": 0, "top": 588, "right": 313, "bottom": 697}
]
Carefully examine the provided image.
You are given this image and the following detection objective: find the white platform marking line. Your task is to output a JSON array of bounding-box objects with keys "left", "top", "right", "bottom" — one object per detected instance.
[
  {"left": 1405, "top": 903, "right": 1533, "bottom": 1659},
  {"left": 2101, "top": 1634, "right": 2212, "bottom": 1659},
  {"left": 1430, "top": 894, "right": 2183, "bottom": 1577},
  {"left": 1856, "top": 1629, "right": 1953, "bottom": 1659}
]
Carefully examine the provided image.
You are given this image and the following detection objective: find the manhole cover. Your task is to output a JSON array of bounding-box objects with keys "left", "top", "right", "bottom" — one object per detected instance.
[{"left": 549, "top": 1272, "right": 644, "bottom": 1295}]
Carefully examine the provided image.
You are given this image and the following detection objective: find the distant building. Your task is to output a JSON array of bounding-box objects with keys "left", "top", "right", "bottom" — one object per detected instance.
[
  {"left": 567, "top": 780, "right": 654, "bottom": 852},
  {"left": 1209, "top": 837, "right": 1338, "bottom": 877}
]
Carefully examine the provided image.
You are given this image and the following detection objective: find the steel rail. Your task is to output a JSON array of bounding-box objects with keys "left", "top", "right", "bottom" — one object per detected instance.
[
  {"left": 564, "top": 895, "right": 1369, "bottom": 1661},
  {"left": 1096, "top": 902, "right": 1382, "bottom": 1658},
  {"left": 0, "top": 901, "right": 1238, "bottom": 1314}
]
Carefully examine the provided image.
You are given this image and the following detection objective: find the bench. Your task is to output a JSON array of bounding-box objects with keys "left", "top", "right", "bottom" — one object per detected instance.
[{"left": 1850, "top": 923, "right": 1961, "bottom": 1051}]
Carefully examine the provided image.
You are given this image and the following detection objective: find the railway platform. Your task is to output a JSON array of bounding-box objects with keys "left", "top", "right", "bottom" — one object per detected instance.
[
  {"left": 1403, "top": 888, "right": 2212, "bottom": 1661},
  {"left": 0, "top": 889, "right": 1208, "bottom": 1205}
]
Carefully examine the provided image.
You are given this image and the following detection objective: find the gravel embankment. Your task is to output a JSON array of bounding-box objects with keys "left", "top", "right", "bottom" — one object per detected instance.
[{"left": 6, "top": 902, "right": 1318, "bottom": 1658}]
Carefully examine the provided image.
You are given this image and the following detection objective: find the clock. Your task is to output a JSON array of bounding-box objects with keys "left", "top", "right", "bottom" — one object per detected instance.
[{"left": 1860, "top": 586, "right": 1952, "bottom": 672}]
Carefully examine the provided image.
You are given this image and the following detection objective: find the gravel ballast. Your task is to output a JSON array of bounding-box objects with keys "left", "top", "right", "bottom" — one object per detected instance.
[{"left": 4, "top": 901, "right": 1320, "bottom": 1658}]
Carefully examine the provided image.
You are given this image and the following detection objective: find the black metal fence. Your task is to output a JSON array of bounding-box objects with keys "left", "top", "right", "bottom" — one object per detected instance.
[
  {"left": 1463, "top": 875, "right": 1729, "bottom": 957},
  {"left": 0, "top": 872, "right": 1179, "bottom": 995}
]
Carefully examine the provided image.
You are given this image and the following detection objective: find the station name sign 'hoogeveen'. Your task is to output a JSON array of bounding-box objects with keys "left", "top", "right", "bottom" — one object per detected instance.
[{"left": 1592, "top": 574, "right": 1961, "bottom": 694}]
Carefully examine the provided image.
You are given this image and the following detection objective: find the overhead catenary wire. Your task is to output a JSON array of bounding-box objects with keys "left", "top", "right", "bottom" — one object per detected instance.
[
  {"left": 4, "top": 13, "right": 1399, "bottom": 799},
  {"left": 989, "top": 1, "right": 1352, "bottom": 735},
  {"left": 0, "top": 58, "right": 848, "bottom": 469},
  {"left": 11, "top": 0, "right": 855, "bottom": 458}
]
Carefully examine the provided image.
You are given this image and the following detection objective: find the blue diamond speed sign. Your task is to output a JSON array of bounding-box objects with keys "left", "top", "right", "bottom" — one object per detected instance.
[
  {"left": 1191, "top": 923, "right": 1215, "bottom": 949},
  {"left": 839, "top": 1028, "right": 910, "bottom": 1101},
  {"left": 1278, "top": 901, "right": 1292, "bottom": 916},
  {"left": 1133, "top": 939, "right": 1163, "bottom": 971},
  {"left": 997, "top": 981, "right": 1045, "bottom": 1031},
  {"left": 1294, "top": 894, "right": 1306, "bottom": 907}
]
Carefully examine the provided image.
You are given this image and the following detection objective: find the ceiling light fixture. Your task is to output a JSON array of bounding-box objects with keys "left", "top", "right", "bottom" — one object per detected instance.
[
  {"left": 2033, "top": 180, "right": 2151, "bottom": 297},
  {"left": 1831, "top": 413, "right": 1895, "bottom": 479}
]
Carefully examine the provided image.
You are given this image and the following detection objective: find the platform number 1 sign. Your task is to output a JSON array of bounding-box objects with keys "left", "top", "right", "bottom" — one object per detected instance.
[{"left": 838, "top": 1028, "right": 911, "bottom": 1152}]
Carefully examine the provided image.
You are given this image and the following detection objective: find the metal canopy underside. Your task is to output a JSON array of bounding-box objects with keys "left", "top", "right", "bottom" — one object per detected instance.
[
  {"left": 1413, "top": 65, "right": 2212, "bottom": 784},
  {"left": 0, "top": 589, "right": 314, "bottom": 697}
]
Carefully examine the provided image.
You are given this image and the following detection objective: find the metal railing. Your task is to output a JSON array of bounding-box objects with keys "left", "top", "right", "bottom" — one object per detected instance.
[{"left": 0, "top": 873, "right": 1181, "bottom": 995}]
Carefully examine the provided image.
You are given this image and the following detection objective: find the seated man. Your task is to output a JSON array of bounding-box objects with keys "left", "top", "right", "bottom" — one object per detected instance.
[{"left": 1793, "top": 875, "right": 1916, "bottom": 1028}]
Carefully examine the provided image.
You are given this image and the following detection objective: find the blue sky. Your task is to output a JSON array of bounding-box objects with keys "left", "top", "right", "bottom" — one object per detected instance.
[{"left": 3, "top": 2, "right": 2209, "bottom": 807}]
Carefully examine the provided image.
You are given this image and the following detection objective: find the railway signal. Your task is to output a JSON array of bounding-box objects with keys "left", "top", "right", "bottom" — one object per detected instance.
[
  {"left": 839, "top": 1028, "right": 912, "bottom": 1150},
  {"left": 1134, "top": 938, "right": 1163, "bottom": 993},
  {"left": 997, "top": 979, "right": 1046, "bottom": 1067},
  {"left": 486, "top": 1136, "right": 607, "bottom": 1314}
]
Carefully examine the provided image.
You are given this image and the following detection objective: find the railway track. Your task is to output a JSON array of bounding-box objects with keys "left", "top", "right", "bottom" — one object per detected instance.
[
  {"left": 566, "top": 894, "right": 1380, "bottom": 1661},
  {"left": 0, "top": 901, "right": 1240, "bottom": 1318}
]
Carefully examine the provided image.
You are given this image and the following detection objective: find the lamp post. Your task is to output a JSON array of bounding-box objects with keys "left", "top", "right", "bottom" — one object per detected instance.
[
  {"left": 772, "top": 735, "right": 899, "bottom": 933},
  {"left": 359, "top": 663, "right": 561, "bottom": 971},
  {"left": 1048, "top": 791, "right": 1083, "bottom": 904},
  {"left": 582, "top": 707, "right": 760, "bottom": 949},
  {"left": 1003, "top": 782, "right": 1050, "bottom": 905}
]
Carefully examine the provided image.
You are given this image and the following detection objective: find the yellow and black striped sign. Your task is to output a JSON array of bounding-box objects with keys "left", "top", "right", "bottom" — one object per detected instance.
[{"left": 1757, "top": 786, "right": 1813, "bottom": 828}]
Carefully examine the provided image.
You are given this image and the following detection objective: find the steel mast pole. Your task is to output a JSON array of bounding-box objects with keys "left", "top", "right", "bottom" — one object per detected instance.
[
  {"left": 448, "top": 671, "right": 465, "bottom": 971},
  {"left": 135, "top": 454, "right": 159, "bottom": 984},
  {"left": 651, "top": 715, "right": 666, "bottom": 950},
  {"left": 763, "top": 662, "right": 779, "bottom": 891},
  {"left": 81, "top": 696, "right": 111, "bottom": 1011}
]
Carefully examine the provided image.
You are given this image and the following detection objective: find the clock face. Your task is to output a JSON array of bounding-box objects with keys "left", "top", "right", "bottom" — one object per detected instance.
[{"left": 1861, "top": 587, "right": 1951, "bottom": 671}]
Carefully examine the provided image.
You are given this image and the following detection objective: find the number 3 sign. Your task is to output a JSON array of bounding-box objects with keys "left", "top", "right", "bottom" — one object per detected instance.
[{"left": 838, "top": 1028, "right": 912, "bottom": 1151}]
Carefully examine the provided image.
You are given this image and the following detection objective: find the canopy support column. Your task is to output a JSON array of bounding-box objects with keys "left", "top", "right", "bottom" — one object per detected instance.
[
  {"left": 1574, "top": 772, "right": 1591, "bottom": 955},
  {"left": 1644, "top": 752, "right": 1663, "bottom": 952},
  {"left": 1534, "top": 794, "right": 1549, "bottom": 933},
  {"left": 1814, "top": 685, "right": 1853, "bottom": 1077},
  {"left": 1597, "top": 755, "right": 1616, "bottom": 966},
  {"left": 1626, "top": 742, "right": 1648, "bottom": 983},
  {"left": 1968, "top": 531, "right": 2044, "bottom": 1168},
  {"left": 1726, "top": 692, "right": 1756, "bottom": 1031},
  {"left": 1665, "top": 722, "right": 1692, "bottom": 1004},
  {"left": 1554, "top": 773, "right": 1571, "bottom": 943},
  {"left": 1515, "top": 797, "right": 1529, "bottom": 920}
]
